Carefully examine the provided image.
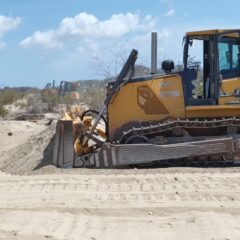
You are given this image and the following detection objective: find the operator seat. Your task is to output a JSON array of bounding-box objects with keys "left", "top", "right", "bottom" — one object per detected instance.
[{"left": 181, "top": 68, "right": 216, "bottom": 106}]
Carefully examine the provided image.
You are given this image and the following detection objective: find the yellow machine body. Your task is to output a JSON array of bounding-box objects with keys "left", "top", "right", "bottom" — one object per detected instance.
[
  {"left": 108, "top": 74, "right": 185, "bottom": 139},
  {"left": 107, "top": 29, "right": 240, "bottom": 140},
  {"left": 108, "top": 74, "right": 240, "bottom": 140},
  {"left": 186, "top": 77, "right": 240, "bottom": 118}
]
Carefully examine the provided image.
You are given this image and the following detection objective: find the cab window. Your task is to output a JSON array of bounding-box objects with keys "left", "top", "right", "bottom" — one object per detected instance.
[
  {"left": 218, "top": 39, "right": 240, "bottom": 79},
  {"left": 219, "top": 42, "right": 230, "bottom": 71},
  {"left": 233, "top": 44, "right": 240, "bottom": 69}
]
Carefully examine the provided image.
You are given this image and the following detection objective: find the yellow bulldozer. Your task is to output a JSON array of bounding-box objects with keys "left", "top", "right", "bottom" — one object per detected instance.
[
  {"left": 41, "top": 80, "right": 81, "bottom": 102},
  {"left": 53, "top": 29, "right": 240, "bottom": 168}
]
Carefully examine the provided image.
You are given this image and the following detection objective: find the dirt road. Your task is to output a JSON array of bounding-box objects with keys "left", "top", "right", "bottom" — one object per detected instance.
[
  {"left": 1, "top": 120, "right": 240, "bottom": 239},
  {"left": 1, "top": 170, "right": 240, "bottom": 240}
]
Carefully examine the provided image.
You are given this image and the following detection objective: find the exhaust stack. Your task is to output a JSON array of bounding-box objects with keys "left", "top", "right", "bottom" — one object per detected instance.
[{"left": 151, "top": 32, "right": 158, "bottom": 74}]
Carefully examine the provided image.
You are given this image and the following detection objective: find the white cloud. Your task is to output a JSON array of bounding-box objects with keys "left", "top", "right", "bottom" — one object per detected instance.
[
  {"left": 159, "top": 28, "right": 171, "bottom": 38},
  {"left": 166, "top": 9, "right": 175, "bottom": 17},
  {"left": 0, "top": 15, "right": 21, "bottom": 49},
  {"left": 20, "top": 12, "right": 156, "bottom": 49},
  {"left": 0, "top": 16, "right": 21, "bottom": 36},
  {"left": 20, "top": 30, "right": 62, "bottom": 49}
]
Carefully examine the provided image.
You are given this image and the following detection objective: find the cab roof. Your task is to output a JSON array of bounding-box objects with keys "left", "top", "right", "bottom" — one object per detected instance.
[{"left": 186, "top": 29, "right": 240, "bottom": 38}]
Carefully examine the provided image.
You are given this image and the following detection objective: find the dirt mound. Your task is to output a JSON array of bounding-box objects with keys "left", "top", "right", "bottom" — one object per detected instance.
[{"left": 0, "top": 121, "right": 56, "bottom": 175}]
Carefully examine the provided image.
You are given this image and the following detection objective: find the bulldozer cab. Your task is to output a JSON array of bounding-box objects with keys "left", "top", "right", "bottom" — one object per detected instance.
[
  {"left": 182, "top": 29, "right": 240, "bottom": 107},
  {"left": 59, "top": 81, "right": 81, "bottom": 102}
]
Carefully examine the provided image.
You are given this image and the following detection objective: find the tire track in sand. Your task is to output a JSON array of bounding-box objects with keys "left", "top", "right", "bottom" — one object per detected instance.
[
  {"left": 1, "top": 172, "right": 240, "bottom": 209},
  {"left": 1, "top": 171, "right": 240, "bottom": 240}
]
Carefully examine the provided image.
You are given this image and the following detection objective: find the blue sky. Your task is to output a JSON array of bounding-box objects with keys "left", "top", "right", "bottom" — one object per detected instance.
[{"left": 0, "top": 0, "right": 239, "bottom": 88}]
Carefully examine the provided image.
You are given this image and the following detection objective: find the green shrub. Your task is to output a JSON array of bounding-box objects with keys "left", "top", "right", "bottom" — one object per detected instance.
[
  {"left": 0, "top": 104, "right": 7, "bottom": 117},
  {"left": 42, "top": 94, "right": 59, "bottom": 111},
  {"left": 0, "top": 89, "right": 24, "bottom": 105}
]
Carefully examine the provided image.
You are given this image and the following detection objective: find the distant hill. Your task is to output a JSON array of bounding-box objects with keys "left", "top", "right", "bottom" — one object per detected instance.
[{"left": 1, "top": 87, "right": 40, "bottom": 92}]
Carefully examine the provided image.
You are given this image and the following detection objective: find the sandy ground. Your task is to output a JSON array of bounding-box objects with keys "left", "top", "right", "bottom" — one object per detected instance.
[{"left": 0, "top": 120, "right": 240, "bottom": 240}]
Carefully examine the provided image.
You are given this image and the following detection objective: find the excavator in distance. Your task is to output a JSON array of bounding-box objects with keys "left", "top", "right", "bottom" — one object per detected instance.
[{"left": 53, "top": 29, "right": 240, "bottom": 168}]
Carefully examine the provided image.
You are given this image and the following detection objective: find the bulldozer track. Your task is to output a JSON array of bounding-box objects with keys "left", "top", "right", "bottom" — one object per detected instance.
[
  {"left": 1, "top": 173, "right": 240, "bottom": 208},
  {"left": 118, "top": 117, "right": 240, "bottom": 144},
  {"left": 1, "top": 175, "right": 240, "bottom": 192},
  {"left": 106, "top": 117, "right": 240, "bottom": 166},
  {"left": 1, "top": 171, "right": 240, "bottom": 240}
]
